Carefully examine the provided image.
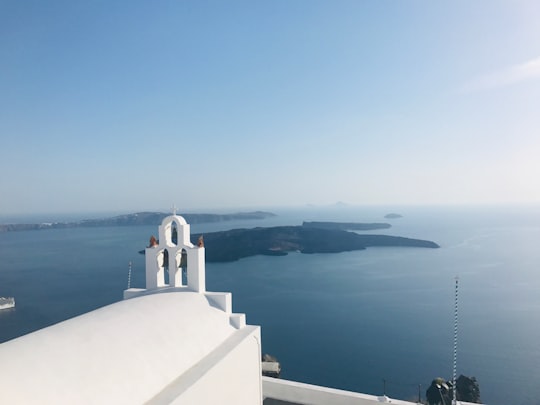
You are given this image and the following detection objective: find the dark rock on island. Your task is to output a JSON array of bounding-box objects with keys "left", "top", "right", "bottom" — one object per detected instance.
[
  {"left": 199, "top": 225, "right": 439, "bottom": 262},
  {"left": 302, "top": 221, "right": 391, "bottom": 231}
]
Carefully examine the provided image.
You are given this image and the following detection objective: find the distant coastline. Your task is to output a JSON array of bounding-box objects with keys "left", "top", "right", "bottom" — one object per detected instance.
[{"left": 0, "top": 211, "right": 276, "bottom": 232}]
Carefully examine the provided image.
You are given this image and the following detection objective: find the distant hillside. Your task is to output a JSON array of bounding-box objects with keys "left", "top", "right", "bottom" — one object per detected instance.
[
  {"left": 78, "top": 211, "right": 276, "bottom": 226},
  {"left": 0, "top": 211, "right": 276, "bottom": 232}
]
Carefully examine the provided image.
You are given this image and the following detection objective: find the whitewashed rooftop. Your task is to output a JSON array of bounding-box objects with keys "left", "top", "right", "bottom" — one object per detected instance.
[{"left": 0, "top": 292, "right": 240, "bottom": 404}]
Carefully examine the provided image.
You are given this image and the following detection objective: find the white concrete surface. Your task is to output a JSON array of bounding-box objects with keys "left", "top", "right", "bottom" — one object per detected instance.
[{"left": 0, "top": 292, "right": 246, "bottom": 404}]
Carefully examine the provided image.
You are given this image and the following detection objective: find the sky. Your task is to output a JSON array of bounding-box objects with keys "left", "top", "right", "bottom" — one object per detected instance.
[{"left": 1, "top": 1, "right": 540, "bottom": 215}]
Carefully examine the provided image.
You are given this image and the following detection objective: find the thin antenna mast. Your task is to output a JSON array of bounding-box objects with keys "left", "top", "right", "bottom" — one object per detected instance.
[
  {"left": 452, "top": 276, "right": 459, "bottom": 405},
  {"left": 127, "top": 261, "right": 132, "bottom": 289}
]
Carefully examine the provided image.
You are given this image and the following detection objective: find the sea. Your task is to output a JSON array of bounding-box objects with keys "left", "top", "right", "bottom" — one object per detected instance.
[{"left": 1, "top": 205, "right": 539, "bottom": 405}]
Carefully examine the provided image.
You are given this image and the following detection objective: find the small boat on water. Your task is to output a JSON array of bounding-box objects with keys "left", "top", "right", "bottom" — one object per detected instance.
[{"left": 0, "top": 297, "right": 15, "bottom": 310}]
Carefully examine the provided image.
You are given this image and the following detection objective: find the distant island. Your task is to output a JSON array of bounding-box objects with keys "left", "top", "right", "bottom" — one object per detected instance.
[
  {"left": 302, "top": 221, "right": 391, "bottom": 231},
  {"left": 195, "top": 224, "right": 439, "bottom": 262},
  {"left": 384, "top": 213, "right": 403, "bottom": 219},
  {"left": 0, "top": 211, "right": 276, "bottom": 232}
]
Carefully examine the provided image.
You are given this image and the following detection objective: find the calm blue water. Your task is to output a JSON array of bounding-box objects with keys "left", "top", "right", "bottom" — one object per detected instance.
[{"left": 1, "top": 205, "right": 539, "bottom": 405}]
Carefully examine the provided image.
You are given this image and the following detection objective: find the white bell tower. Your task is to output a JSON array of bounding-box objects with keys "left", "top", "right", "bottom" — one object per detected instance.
[{"left": 124, "top": 214, "right": 205, "bottom": 299}]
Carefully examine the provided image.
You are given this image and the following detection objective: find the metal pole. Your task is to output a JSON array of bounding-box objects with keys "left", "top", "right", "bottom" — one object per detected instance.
[
  {"left": 127, "top": 261, "right": 132, "bottom": 289},
  {"left": 452, "top": 276, "right": 459, "bottom": 405}
]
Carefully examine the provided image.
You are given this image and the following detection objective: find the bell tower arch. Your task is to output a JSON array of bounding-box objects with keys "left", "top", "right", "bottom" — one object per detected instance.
[{"left": 143, "top": 215, "right": 205, "bottom": 292}]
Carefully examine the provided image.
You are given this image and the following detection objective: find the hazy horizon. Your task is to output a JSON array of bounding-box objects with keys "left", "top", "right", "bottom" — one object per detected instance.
[
  {"left": 2, "top": 201, "right": 540, "bottom": 225},
  {"left": 2, "top": 1, "right": 539, "bottom": 214}
]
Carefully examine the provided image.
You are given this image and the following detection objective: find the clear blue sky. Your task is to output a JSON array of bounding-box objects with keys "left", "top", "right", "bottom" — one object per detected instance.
[{"left": 1, "top": 1, "right": 540, "bottom": 215}]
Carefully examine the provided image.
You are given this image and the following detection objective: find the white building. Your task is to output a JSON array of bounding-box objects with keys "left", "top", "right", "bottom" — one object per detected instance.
[{"left": 0, "top": 215, "right": 478, "bottom": 405}]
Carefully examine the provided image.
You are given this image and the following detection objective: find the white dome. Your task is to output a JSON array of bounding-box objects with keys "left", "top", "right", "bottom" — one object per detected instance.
[{"left": 0, "top": 291, "right": 237, "bottom": 404}]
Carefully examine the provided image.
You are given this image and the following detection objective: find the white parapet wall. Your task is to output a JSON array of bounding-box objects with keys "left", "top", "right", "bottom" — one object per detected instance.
[
  {"left": 262, "top": 377, "right": 415, "bottom": 405},
  {"left": 262, "top": 377, "right": 483, "bottom": 405}
]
